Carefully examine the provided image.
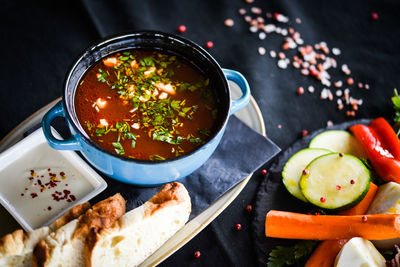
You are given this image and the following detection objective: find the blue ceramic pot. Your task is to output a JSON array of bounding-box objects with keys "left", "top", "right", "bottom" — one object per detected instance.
[{"left": 42, "top": 31, "right": 250, "bottom": 186}]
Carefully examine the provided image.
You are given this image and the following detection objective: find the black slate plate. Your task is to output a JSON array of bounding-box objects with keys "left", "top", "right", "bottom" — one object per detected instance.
[{"left": 252, "top": 119, "right": 371, "bottom": 266}]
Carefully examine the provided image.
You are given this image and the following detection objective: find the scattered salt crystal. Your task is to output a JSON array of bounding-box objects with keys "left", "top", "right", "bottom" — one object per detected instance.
[
  {"left": 266, "top": 12, "right": 272, "bottom": 18},
  {"left": 245, "top": 0, "right": 254, "bottom": 3},
  {"left": 364, "top": 84, "right": 370, "bottom": 90},
  {"left": 259, "top": 32, "right": 266, "bottom": 40},
  {"left": 258, "top": 47, "right": 266, "bottom": 55},
  {"left": 278, "top": 52, "right": 286, "bottom": 59},
  {"left": 264, "top": 24, "right": 276, "bottom": 33},
  {"left": 344, "top": 88, "right": 350, "bottom": 94},
  {"left": 257, "top": 17, "right": 265, "bottom": 24},
  {"left": 332, "top": 48, "right": 341, "bottom": 55},
  {"left": 244, "top": 15, "right": 252, "bottom": 22},
  {"left": 327, "top": 120, "right": 334, "bottom": 127},
  {"left": 308, "top": 85, "right": 315, "bottom": 93},
  {"left": 238, "top": 8, "right": 246, "bottom": 15},
  {"left": 269, "top": 50, "right": 277, "bottom": 58},
  {"left": 337, "top": 98, "right": 343, "bottom": 105},
  {"left": 281, "top": 29, "right": 288, "bottom": 36},
  {"left": 295, "top": 38, "right": 304, "bottom": 45},
  {"left": 320, "top": 88, "right": 331, "bottom": 99},
  {"left": 275, "top": 13, "right": 289, "bottom": 23},
  {"left": 357, "top": 82, "right": 364, "bottom": 88},
  {"left": 251, "top": 6, "right": 262, "bottom": 15},
  {"left": 301, "top": 69, "right": 309, "bottom": 76},
  {"left": 275, "top": 27, "right": 282, "bottom": 34},
  {"left": 249, "top": 26, "right": 258, "bottom": 33},
  {"left": 224, "top": 18, "right": 235, "bottom": 27},
  {"left": 277, "top": 59, "right": 288, "bottom": 69},
  {"left": 334, "top": 81, "right": 343, "bottom": 88},
  {"left": 296, "top": 18, "right": 302, "bottom": 24},
  {"left": 336, "top": 90, "right": 343, "bottom": 97},
  {"left": 341, "top": 64, "right": 351, "bottom": 75}
]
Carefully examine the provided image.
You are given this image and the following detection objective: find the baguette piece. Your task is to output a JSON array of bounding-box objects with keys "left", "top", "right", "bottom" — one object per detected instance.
[
  {"left": 0, "top": 202, "right": 90, "bottom": 267},
  {"left": 33, "top": 193, "right": 125, "bottom": 267},
  {"left": 85, "top": 182, "right": 191, "bottom": 267}
]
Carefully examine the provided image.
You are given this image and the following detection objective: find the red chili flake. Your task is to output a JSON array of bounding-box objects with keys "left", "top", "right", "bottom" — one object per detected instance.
[
  {"left": 30, "top": 170, "right": 34, "bottom": 174},
  {"left": 70, "top": 195, "right": 76, "bottom": 201},
  {"left": 205, "top": 41, "right": 214, "bottom": 48},
  {"left": 362, "top": 215, "right": 368, "bottom": 222},
  {"left": 339, "top": 152, "right": 344, "bottom": 157},
  {"left": 315, "top": 212, "right": 321, "bottom": 216},
  {"left": 336, "top": 185, "right": 342, "bottom": 190},
  {"left": 301, "top": 129, "right": 308, "bottom": 137},
  {"left": 194, "top": 251, "right": 201, "bottom": 258},
  {"left": 235, "top": 223, "right": 242, "bottom": 230},
  {"left": 302, "top": 169, "right": 310, "bottom": 175},
  {"left": 60, "top": 172, "right": 65, "bottom": 176},
  {"left": 29, "top": 177, "right": 34, "bottom": 180},
  {"left": 65, "top": 184, "right": 69, "bottom": 186},
  {"left": 21, "top": 193, "right": 24, "bottom": 196},
  {"left": 47, "top": 206, "right": 52, "bottom": 211},
  {"left": 310, "top": 68, "right": 318, "bottom": 76},
  {"left": 48, "top": 168, "right": 51, "bottom": 171},
  {"left": 30, "top": 193, "right": 38, "bottom": 199},
  {"left": 297, "top": 86, "right": 305, "bottom": 95},
  {"left": 371, "top": 12, "right": 379, "bottom": 20},
  {"left": 246, "top": 204, "right": 253, "bottom": 212},
  {"left": 178, "top": 25, "right": 186, "bottom": 33},
  {"left": 320, "top": 197, "right": 326, "bottom": 202},
  {"left": 350, "top": 179, "right": 355, "bottom": 184}
]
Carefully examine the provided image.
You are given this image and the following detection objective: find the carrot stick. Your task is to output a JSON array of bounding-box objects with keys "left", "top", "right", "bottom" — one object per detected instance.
[
  {"left": 304, "top": 183, "right": 378, "bottom": 267},
  {"left": 340, "top": 182, "right": 378, "bottom": 216},
  {"left": 265, "top": 211, "right": 400, "bottom": 240}
]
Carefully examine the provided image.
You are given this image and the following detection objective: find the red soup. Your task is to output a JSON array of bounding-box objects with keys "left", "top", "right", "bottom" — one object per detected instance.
[{"left": 75, "top": 50, "right": 217, "bottom": 161}]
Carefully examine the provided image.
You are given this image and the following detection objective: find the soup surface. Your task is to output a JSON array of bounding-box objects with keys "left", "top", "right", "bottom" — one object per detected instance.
[{"left": 75, "top": 50, "right": 217, "bottom": 160}]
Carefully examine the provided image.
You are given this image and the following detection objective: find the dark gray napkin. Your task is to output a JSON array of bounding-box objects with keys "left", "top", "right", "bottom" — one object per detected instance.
[{"left": 84, "top": 115, "right": 280, "bottom": 219}]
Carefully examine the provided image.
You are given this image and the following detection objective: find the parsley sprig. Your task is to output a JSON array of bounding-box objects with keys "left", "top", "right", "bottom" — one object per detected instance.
[{"left": 267, "top": 241, "right": 317, "bottom": 267}]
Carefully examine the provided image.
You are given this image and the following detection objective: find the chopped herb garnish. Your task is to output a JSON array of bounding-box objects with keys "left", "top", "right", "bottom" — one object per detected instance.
[{"left": 112, "top": 142, "right": 125, "bottom": 155}]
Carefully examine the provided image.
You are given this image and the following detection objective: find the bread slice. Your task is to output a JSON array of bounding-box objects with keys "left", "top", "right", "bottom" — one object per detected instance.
[
  {"left": 33, "top": 193, "right": 126, "bottom": 267},
  {"left": 85, "top": 182, "right": 191, "bottom": 267},
  {"left": 0, "top": 202, "right": 90, "bottom": 267}
]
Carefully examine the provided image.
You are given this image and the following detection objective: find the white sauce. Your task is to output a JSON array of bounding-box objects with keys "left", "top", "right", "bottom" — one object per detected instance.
[{"left": 0, "top": 131, "right": 99, "bottom": 230}]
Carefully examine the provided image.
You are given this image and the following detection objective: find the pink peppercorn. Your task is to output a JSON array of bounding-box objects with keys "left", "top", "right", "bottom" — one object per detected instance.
[
  {"left": 178, "top": 25, "right": 186, "bottom": 33},
  {"left": 371, "top": 12, "right": 379, "bottom": 20},
  {"left": 194, "top": 251, "right": 201, "bottom": 258},
  {"left": 320, "top": 197, "right": 326, "bottom": 202},
  {"left": 261, "top": 169, "right": 267, "bottom": 175},
  {"left": 235, "top": 223, "right": 242, "bottom": 230},
  {"left": 206, "top": 41, "right": 214, "bottom": 48},
  {"left": 246, "top": 204, "right": 253, "bottom": 212},
  {"left": 302, "top": 129, "right": 308, "bottom": 137}
]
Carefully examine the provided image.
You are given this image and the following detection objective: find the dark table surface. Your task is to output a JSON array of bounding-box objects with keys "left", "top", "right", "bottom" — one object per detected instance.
[{"left": 1, "top": 0, "right": 399, "bottom": 266}]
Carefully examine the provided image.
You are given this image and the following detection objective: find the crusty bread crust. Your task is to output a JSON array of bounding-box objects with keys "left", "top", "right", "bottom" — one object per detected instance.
[
  {"left": 33, "top": 193, "right": 126, "bottom": 267},
  {"left": 49, "top": 202, "right": 90, "bottom": 232},
  {"left": 146, "top": 181, "right": 191, "bottom": 216},
  {"left": 85, "top": 182, "right": 191, "bottom": 267},
  {"left": 0, "top": 202, "right": 90, "bottom": 267}
]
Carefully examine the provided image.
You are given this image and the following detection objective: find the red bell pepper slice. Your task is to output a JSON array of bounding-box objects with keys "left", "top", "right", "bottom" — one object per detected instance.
[{"left": 350, "top": 117, "right": 400, "bottom": 183}]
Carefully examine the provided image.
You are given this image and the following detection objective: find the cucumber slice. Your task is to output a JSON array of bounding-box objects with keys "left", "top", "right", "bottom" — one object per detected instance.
[
  {"left": 309, "top": 130, "right": 368, "bottom": 159},
  {"left": 299, "top": 153, "right": 370, "bottom": 210},
  {"left": 282, "top": 148, "right": 331, "bottom": 202}
]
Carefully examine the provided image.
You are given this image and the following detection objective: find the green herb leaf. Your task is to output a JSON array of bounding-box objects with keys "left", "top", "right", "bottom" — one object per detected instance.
[
  {"left": 112, "top": 142, "right": 125, "bottom": 155},
  {"left": 149, "top": 154, "right": 166, "bottom": 161},
  {"left": 267, "top": 241, "right": 316, "bottom": 267}
]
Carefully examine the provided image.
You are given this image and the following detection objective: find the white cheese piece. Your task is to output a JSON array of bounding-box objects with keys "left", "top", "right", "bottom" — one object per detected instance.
[
  {"left": 367, "top": 182, "right": 400, "bottom": 249},
  {"left": 334, "top": 237, "right": 386, "bottom": 267}
]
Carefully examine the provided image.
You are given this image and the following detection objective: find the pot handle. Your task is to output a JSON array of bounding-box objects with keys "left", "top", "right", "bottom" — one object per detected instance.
[
  {"left": 223, "top": 68, "right": 251, "bottom": 115},
  {"left": 41, "top": 100, "right": 81, "bottom": 150}
]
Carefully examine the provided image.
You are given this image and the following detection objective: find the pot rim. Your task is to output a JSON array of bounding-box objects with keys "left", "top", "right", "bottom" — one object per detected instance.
[{"left": 62, "top": 30, "right": 231, "bottom": 164}]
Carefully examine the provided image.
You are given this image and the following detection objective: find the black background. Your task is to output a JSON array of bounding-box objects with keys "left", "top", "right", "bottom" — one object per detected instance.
[{"left": 1, "top": 0, "right": 399, "bottom": 266}]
